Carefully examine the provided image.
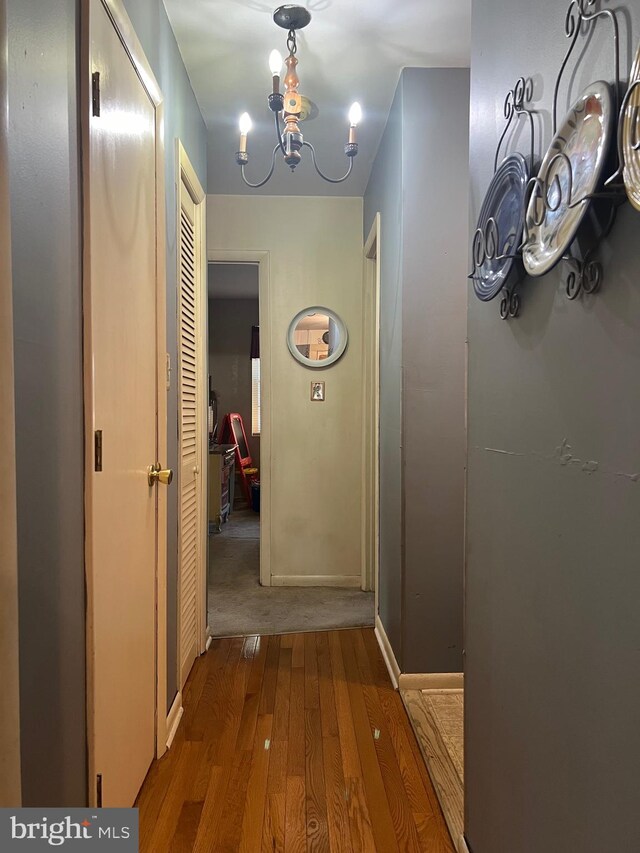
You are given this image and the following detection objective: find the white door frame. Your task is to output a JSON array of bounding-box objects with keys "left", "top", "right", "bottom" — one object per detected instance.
[
  {"left": 0, "top": 0, "right": 22, "bottom": 807},
  {"left": 207, "top": 250, "right": 271, "bottom": 588},
  {"left": 81, "top": 0, "right": 171, "bottom": 777},
  {"left": 176, "top": 139, "right": 208, "bottom": 672},
  {"left": 362, "top": 214, "right": 381, "bottom": 611}
]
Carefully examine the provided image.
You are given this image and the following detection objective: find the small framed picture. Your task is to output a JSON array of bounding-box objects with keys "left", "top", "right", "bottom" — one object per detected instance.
[{"left": 310, "top": 381, "right": 325, "bottom": 401}]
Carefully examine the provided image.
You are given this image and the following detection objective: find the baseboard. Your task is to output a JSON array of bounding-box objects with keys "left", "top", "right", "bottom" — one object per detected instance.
[
  {"left": 398, "top": 672, "right": 464, "bottom": 691},
  {"left": 457, "top": 834, "right": 470, "bottom": 853},
  {"left": 374, "top": 614, "right": 400, "bottom": 689},
  {"left": 165, "top": 691, "right": 183, "bottom": 750},
  {"left": 270, "top": 574, "right": 362, "bottom": 588},
  {"left": 205, "top": 624, "right": 213, "bottom": 651}
]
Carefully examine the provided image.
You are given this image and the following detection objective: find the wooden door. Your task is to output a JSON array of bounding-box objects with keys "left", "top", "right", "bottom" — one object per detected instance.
[
  {"left": 85, "top": 0, "right": 164, "bottom": 807},
  {"left": 0, "top": 0, "right": 21, "bottom": 807},
  {"left": 177, "top": 171, "right": 201, "bottom": 689}
]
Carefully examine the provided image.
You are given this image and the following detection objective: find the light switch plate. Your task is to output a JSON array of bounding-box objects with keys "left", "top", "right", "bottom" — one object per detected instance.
[{"left": 310, "top": 381, "right": 325, "bottom": 401}]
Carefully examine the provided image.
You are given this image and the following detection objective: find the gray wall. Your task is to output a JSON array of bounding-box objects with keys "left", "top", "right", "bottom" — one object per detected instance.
[
  {"left": 121, "top": 0, "right": 207, "bottom": 712},
  {"left": 8, "top": 0, "right": 206, "bottom": 804},
  {"left": 209, "top": 297, "right": 260, "bottom": 468},
  {"left": 401, "top": 68, "right": 468, "bottom": 673},
  {"left": 364, "top": 68, "right": 469, "bottom": 673},
  {"left": 466, "top": 2, "right": 640, "bottom": 851},
  {"left": 8, "top": 0, "right": 86, "bottom": 806}
]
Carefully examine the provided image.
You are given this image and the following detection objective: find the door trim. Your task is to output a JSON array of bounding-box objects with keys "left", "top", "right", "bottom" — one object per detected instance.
[
  {"left": 207, "top": 250, "right": 271, "bottom": 588},
  {"left": 81, "top": 0, "right": 169, "bottom": 791},
  {"left": 362, "top": 214, "right": 381, "bottom": 610},
  {"left": 176, "top": 139, "right": 208, "bottom": 674},
  {"left": 0, "top": 0, "right": 22, "bottom": 807}
]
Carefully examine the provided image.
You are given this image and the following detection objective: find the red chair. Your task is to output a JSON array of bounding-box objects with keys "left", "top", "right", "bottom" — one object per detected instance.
[{"left": 220, "top": 413, "right": 257, "bottom": 507}]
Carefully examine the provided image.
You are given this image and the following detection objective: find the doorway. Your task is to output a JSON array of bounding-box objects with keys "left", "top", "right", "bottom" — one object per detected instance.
[
  {"left": 207, "top": 262, "right": 263, "bottom": 636},
  {"left": 82, "top": 0, "right": 167, "bottom": 807}
]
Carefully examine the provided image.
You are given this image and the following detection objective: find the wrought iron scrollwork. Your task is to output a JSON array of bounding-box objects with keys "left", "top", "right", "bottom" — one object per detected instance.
[
  {"left": 495, "top": 77, "right": 535, "bottom": 172},
  {"left": 469, "top": 77, "right": 536, "bottom": 319},
  {"left": 553, "top": 0, "right": 620, "bottom": 135},
  {"left": 470, "top": 217, "right": 517, "bottom": 271},
  {"left": 472, "top": 0, "right": 629, "bottom": 316},
  {"left": 563, "top": 257, "right": 603, "bottom": 300},
  {"left": 564, "top": 202, "right": 617, "bottom": 299},
  {"left": 470, "top": 75, "right": 536, "bottom": 276},
  {"left": 522, "top": 0, "right": 625, "bottom": 301},
  {"left": 499, "top": 289, "right": 521, "bottom": 319},
  {"left": 520, "top": 150, "right": 587, "bottom": 250}
]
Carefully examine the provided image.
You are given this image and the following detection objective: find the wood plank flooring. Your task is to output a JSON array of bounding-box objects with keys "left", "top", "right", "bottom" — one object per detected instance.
[
  {"left": 401, "top": 690, "right": 464, "bottom": 853},
  {"left": 136, "top": 629, "right": 455, "bottom": 852}
]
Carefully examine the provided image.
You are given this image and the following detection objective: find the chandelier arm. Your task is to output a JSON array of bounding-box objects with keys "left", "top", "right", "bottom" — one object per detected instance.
[
  {"left": 302, "top": 141, "right": 354, "bottom": 184},
  {"left": 239, "top": 144, "right": 280, "bottom": 188},
  {"left": 274, "top": 111, "right": 287, "bottom": 157}
]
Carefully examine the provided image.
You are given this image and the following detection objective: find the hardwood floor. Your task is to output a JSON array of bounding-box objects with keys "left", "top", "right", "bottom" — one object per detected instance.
[
  {"left": 401, "top": 690, "right": 464, "bottom": 851},
  {"left": 136, "top": 628, "right": 455, "bottom": 852}
]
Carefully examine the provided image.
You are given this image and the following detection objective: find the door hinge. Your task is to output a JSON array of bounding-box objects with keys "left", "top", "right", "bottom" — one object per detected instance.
[
  {"left": 94, "top": 430, "right": 103, "bottom": 472},
  {"left": 166, "top": 353, "right": 171, "bottom": 390},
  {"left": 96, "top": 774, "right": 103, "bottom": 808},
  {"left": 92, "top": 71, "right": 101, "bottom": 117}
]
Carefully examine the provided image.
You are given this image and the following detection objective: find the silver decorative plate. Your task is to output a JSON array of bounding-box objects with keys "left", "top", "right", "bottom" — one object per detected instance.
[
  {"left": 522, "top": 81, "right": 613, "bottom": 278},
  {"left": 622, "top": 42, "right": 640, "bottom": 211}
]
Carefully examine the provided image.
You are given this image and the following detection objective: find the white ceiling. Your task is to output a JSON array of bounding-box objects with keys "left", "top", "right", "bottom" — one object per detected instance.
[
  {"left": 164, "top": 0, "right": 471, "bottom": 197},
  {"left": 208, "top": 262, "right": 260, "bottom": 299}
]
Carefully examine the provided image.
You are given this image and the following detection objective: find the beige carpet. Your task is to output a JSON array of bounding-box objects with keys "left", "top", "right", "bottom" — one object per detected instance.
[{"left": 208, "top": 509, "right": 375, "bottom": 638}]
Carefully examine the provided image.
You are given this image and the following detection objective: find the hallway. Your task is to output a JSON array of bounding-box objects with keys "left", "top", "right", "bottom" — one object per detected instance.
[
  {"left": 136, "top": 628, "right": 454, "bottom": 852},
  {"left": 208, "top": 511, "right": 375, "bottom": 638}
]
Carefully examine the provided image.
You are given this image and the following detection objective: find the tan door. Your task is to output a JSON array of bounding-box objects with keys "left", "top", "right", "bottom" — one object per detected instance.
[
  {"left": 0, "top": 0, "right": 22, "bottom": 807},
  {"left": 177, "top": 179, "right": 200, "bottom": 689},
  {"left": 85, "top": 0, "right": 163, "bottom": 807}
]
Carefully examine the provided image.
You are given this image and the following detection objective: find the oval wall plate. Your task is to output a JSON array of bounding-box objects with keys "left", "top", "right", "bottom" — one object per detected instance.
[
  {"left": 622, "top": 43, "right": 640, "bottom": 212},
  {"left": 522, "top": 81, "right": 614, "bottom": 278},
  {"left": 472, "top": 153, "right": 529, "bottom": 302}
]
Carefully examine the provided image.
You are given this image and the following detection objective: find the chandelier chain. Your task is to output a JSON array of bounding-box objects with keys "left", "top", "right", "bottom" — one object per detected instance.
[{"left": 287, "top": 28, "right": 297, "bottom": 55}]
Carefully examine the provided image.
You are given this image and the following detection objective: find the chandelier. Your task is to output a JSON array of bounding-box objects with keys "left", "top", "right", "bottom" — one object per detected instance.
[{"left": 235, "top": 4, "right": 362, "bottom": 188}]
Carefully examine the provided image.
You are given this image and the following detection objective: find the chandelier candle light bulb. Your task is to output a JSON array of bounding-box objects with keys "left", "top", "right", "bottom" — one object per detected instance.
[
  {"left": 238, "top": 112, "right": 252, "bottom": 154},
  {"left": 269, "top": 49, "right": 283, "bottom": 93},
  {"left": 348, "top": 101, "right": 362, "bottom": 144}
]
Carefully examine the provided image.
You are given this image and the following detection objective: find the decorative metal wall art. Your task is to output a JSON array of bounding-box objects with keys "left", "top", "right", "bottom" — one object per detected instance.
[
  {"left": 521, "top": 0, "right": 624, "bottom": 300},
  {"left": 469, "top": 78, "right": 535, "bottom": 319},
  {"left": 471, "top": 0, "right": 640, "bottom": 316},
  {"left": 521, "top": 81, "right": 615, "bottom": 282},
  {"left": 552, "top": 0, "right": 620, "bottom": 134}
]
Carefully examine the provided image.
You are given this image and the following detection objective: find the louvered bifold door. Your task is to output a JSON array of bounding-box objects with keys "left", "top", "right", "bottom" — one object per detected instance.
[{"left": 178, "top": 183, "right": 200, "bottom": 690}]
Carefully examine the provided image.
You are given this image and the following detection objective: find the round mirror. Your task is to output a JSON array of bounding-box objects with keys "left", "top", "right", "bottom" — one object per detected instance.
[{"left": 287, "top": 306, "right": 348, "bottom": 368}]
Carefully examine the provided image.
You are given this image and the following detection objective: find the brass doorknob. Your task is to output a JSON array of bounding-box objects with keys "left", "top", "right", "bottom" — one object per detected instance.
[{"left": 148, "top": 463, "right": 174, "bottom": 487}]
